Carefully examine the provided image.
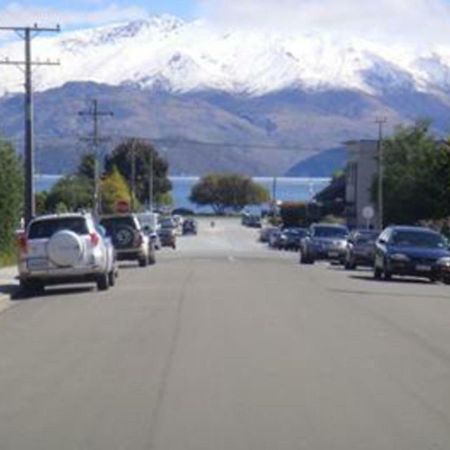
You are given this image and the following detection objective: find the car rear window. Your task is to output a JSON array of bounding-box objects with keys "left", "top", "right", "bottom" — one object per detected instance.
[
  {"left": 391, "top": 230, "right": 446, "bottom": 248},
  {"left": 100, "top": 216, "right": 137, "bottom": 233},
  {"left": 314, "top": 226, "right": 348, "bottom": 238},
  {"left": 356, "top": 232, "right": 379, "bottom": 244},
  {"left": 28, "top": 217, "right": 88, "bottom": 239}
]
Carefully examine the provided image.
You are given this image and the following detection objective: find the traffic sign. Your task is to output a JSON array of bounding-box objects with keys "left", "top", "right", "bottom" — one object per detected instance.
[
  {"left": 362, "top": 206, "right": 375, "bottom": 220},
  {"left": 116, "top": 200, "right": 130, "bottom": 214}
]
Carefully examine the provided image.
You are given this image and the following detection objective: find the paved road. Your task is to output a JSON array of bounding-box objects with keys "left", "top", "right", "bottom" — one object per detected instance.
[{"left": 1, "top": 218, "right": 450, "bottom": 449}]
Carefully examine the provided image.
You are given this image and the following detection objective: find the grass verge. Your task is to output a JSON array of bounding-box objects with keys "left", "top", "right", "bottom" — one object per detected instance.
[{"left": 0, "top": 249, "right": 17, "bottom": 268}]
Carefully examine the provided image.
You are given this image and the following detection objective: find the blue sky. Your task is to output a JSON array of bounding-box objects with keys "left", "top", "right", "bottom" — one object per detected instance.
[
  {"left": 2, "top": 0, "right": 450, "bottom": 44},
  {"left": 0, "top": 0, "right": 200, "bottom": 30},
  {"left": 27, "top": 0, "right": 197, "bottom": 18}
]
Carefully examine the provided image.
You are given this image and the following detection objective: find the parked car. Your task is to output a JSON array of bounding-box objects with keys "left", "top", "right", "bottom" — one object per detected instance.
[
  {"left": 141, "top": 225, "right": 162, "bottom": 250},
  {"left": 278, "top": 227, "right": 309, "bottom": 251},
  {"left": 259, "top": 226, "right": 278, "bottom": 243},
  {"left": 17, "top": 213, "right": 117, "bottom": 295},
  {"left": 268, "top": 228, "right": 283, "bottom": 248},
  {"left": 344, "top": 229, "right": 380, "bottom": 270},
  {"left": 100, "top": 214, "right": 155, "bottom": 267},
  {"left": 299, "top": 223, "right": 349, "bottom": 264},
  {"left": 158, "top": 226, "right": 177, "bottom": 249},
  {"left": 182, "top": 218, "right": 198, "bottom": 235},
  {"left": 247, "top": 215, "right": 262, "bottom": 228},
  {"left": 374, "top": 226, "right": 450, "bottom": 282},
  {"left": 242, "top": 212, "right": 261, "bottom": 228}
]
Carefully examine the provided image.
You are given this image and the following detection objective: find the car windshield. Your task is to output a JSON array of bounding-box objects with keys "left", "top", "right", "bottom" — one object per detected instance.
[
  {"left": 314, "top": 226, "right": 348, "bottom": 238},
  {"left": 390, "top": 230, "right": 446, "bottom": 248},
  {"left": 28, "top": 217, "right": 88, "bottom": 239}
]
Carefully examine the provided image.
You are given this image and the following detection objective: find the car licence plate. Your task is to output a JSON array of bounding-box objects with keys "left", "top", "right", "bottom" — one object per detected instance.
[
  {"left": 416, "top": 264, "right": 432, "bottom": 272},
  {"left": 27, "top": 258, "right": 48, "bottom": 270},
  {"left": 328, "top": 251, "right": 339, "bottom": 258}
]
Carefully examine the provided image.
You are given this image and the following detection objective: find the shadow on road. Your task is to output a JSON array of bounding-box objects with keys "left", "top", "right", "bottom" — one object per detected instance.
[
  {"left": 11, "top": 286, "right": 94, "bottom": 301},
  {"left": 349, "top": 274, "right": 432, "bottom": 285},
  {"left": 0, "top": 284, "right": 18, "bottom": 297}
]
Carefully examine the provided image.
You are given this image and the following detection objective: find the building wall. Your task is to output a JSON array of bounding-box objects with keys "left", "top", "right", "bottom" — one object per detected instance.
[{"left": 345, "top": 140, "right": 379, "bottom": 228}]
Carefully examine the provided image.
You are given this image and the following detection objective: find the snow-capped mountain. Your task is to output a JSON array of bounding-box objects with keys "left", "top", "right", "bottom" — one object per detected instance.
[
  {"left": 1, "top": 14, "right": 450, "bottom": 97},
  {"left": 3, "top": 15, "right": 450, "bottom": 177}
]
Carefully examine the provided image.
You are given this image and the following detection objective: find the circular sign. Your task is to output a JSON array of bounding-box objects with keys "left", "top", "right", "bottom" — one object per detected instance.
[{"left": 362, "top": 206, "right": 375, "bottom": 220}]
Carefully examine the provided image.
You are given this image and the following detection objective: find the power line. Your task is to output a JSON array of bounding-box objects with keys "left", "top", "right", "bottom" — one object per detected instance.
[{"left": 0, "top": 24, "right": 60, "bottom": 225}]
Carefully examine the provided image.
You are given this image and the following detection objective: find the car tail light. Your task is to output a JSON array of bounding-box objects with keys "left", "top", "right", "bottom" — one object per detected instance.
[
  {"left": 17, "top": 233, "right": 28, "bottom": 254},
  {"left": 90, "top": 232, "right": 100, "bottom": 247},
  {"left": 135, "top": 233, "right": 143, "bottom": 247}
]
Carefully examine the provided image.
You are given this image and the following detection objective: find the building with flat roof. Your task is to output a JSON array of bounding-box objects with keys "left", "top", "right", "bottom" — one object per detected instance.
[{"left": 345, "top": 140, "right": 379, "bottom": 229}]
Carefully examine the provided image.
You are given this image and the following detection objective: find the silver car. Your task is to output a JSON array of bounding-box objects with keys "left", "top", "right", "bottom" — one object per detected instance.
[{"left": 17, "top": 213, "right": 117, "bottom": 295}]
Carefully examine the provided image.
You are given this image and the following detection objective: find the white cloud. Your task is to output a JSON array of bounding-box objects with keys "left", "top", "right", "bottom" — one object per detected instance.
[
  {"left": 0, "top": 2, "right": 147, "bottom": 30},
  {"left": 198, "top": 0, "right": 450, "bottom": 44}
]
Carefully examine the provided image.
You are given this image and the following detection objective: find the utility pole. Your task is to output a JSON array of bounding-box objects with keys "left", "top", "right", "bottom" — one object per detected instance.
[
  {"left": 79, "top": 99, "right": 113, "bottom": 216},
  {"left": 149, "top": 150, "right": 154, "bottom": 212},
  {"left": 130, "top": 139, "right": 137, "bottom": 212},
  {"left": 376, "top": 117, "right": 387, "bottom": 230},
  {"left": 0, "top": 24, "right": 60, "bottom": 226}
]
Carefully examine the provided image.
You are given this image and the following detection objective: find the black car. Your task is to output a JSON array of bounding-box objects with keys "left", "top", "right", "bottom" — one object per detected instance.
[
  {"left": 158, "top": 226, "right": 177, "bottom": 249},
  {"left": 300, "top": 223, "right": 349, "bottom": 264},
  {"left": 374, "top": 226, "right": 450, "bottom": 282},
  {"left": 344, "top": 229, "right": 380, "bottom": 270},
  {"left": 182, "top": 219, "right": 198, "bottom": 235},
  {"left": 278, "top": 228, "right": 309, "bottom": 251}
]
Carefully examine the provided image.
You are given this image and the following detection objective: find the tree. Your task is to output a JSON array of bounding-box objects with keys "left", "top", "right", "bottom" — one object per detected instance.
[
  {"left": 100, "top": 166, "right": 132, "bottom": 214},
  {"left": 374, "top": 120, "right": 450, "bottom": 224},
  {"left": 35, "top": 191, "right": 49, "bottom": 215},
  {"left": 77, "top": 153, "right": 96, "bottom": 183},
  {"left": 190, "top": 173, "right": 270, "bottom": 214},
  {"left": 105, "top": 139, "right": 172, "bottom": 206},
  {"left": 45, "top": 175, "right": 93, "bottom": 213},
  {"left": 0, "top": 139, "right": 23, "bottom": 255}
]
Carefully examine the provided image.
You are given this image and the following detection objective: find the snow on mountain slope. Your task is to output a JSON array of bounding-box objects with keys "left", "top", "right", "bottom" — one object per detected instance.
[{"left": 1, "top": 14, "right": 450, "bottom": 97}]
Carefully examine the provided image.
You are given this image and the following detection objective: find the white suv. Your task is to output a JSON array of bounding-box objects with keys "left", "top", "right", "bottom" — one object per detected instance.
[{"left": 18, "top": 213, "right": 117, "bottom": 295}]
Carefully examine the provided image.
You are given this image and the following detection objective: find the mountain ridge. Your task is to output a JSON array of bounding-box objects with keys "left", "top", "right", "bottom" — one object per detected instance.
[{"left": 2, "top": 15, "right": 450, "bottom": 97}]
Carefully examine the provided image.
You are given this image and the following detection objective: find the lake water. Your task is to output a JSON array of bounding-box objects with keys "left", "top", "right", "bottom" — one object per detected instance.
[{"left": 35, "top": 175, "right": 331, "bottom": 211}]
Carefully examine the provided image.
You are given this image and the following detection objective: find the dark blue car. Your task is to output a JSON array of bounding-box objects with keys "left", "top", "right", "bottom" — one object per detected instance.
[{"left": 374, "top": 226, "right": 450, "bottom": 282}]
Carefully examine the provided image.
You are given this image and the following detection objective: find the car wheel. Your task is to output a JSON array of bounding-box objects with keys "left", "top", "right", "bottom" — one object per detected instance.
[
  {"left": 148, "top": 252, "right": 156, "bottom": 265},
  {"left": 20, "top": 279, "right": 44, "bottom": 296},
  {"left": 443, "top": 276, "right": 450, "bottom": 285},
  {"left": 139, "top": 255, "right": 149, "bottom": 267},
  {"left": 97, "top": 273, "right": 109, "bottom": 291},
  {"left": 374, "top": 266, "right": 382, "bottom": 280},
  {"left": 108, "top": 271, "right": 116, "bottom": 287},
  {"left": 299, "top": 250, "right": 308, "bottom": 264}
]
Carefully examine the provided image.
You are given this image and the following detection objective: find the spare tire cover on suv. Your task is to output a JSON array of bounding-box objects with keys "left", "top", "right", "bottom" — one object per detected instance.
[
  {"left": 48, "top": 230, "right": 84, "bottom": 267},
  {"left": 113, "top": 225, "right": 136, "bottom": 249}
]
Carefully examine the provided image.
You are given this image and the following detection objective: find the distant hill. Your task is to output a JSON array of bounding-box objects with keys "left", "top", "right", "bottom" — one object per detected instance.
[{"left": 285, "top": 148, "right": 347, "bottom": 178}]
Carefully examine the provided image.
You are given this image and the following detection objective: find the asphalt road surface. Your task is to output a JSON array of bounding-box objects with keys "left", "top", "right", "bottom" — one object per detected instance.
[{"left": 1, "top": 218, "right": 450, "bottom": 450}]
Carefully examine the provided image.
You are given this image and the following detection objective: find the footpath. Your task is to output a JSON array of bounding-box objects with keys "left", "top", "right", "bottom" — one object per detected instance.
[{"left": 0, "top": 266, "right": 18, "bottom": 314}]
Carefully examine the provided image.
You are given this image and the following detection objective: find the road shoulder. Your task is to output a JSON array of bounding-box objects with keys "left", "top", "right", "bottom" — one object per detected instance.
[{"left": 0, "top": 266, "right": 17, "bottom": 315}]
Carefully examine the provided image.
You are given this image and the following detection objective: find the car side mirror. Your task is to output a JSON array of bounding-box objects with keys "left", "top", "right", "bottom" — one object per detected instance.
[{"left": 378, "top": 238, "right": 386, "bottom": 245}]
